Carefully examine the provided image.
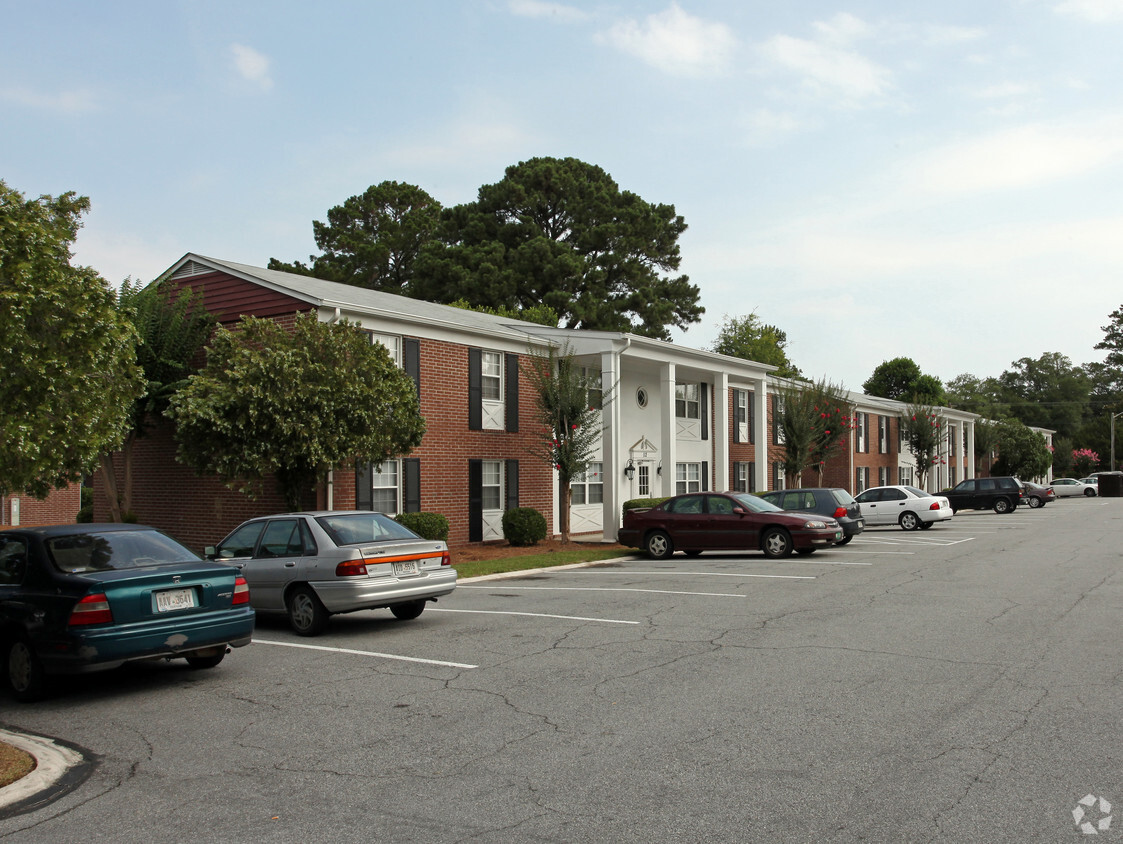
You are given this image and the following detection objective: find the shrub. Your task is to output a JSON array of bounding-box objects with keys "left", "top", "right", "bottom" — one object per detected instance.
[
  {"left": 622, "top": 497, "right": 668, "bottom": 519},
  {"left": 394, "top": 512, "right": 449, "bottom": 541},
  {"left": 502, "top": 507, "right": 548, "bottom": 547}
]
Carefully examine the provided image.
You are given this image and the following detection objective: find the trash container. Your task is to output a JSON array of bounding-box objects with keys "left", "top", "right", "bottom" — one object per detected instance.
[{"left": 1097, "top": 472, "right": 1123, "bottom": 497}]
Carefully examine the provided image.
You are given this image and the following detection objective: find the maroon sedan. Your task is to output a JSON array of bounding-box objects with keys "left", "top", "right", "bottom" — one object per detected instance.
[{"left": 617, "top": 492, "right": 843, "bottom": 559}]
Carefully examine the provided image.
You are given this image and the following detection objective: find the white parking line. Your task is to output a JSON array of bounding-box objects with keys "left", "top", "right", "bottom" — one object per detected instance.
[
  {"left": 430, "top": 608, "right": 639, "bottom": 624},
  {"left": 578, "top": 571, "right": 815, "bottom": 579},
  {"left": 459, "top": 585, "right": 751, "bottom": 597},
  {"left": 253, "top": 638, "right": 477, "bottom": 669}
]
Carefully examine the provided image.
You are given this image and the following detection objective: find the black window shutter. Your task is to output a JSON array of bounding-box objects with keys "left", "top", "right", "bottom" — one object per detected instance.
[
  {"left": 749, "top": 392, "right": 755, "bottom": 445},
  {"left": 403, "top": 338, "right": 421, "bottom": 398},
  {"left": 505, "top": 460, "right": 519, "bottom": 510},
  {"left": 468, "top": 349, "right": 482, "bottom": 431},
  {"left": 701, "top": 461, "right": 709, "bottom": 491},
  {"left": 468, "top": 460, "right": 483, "bottom": 542},
  {"left": 505, "top": 353, "right": 519, "bottom": 432},
  {"left": 700, "top": 383, "right": 709, "bottom": 440},
  {"left": 402, "top": 458, "right": 421, "bottom": 513},
  {"left": 749, "top": 461, "right": 756, "bottom": 493},
  {"left": 772, "top": 395, "right": 778, "bottom": 444},
  {"left": 355, "top": 463, "right": 372, "bottom": 510},
  {"left": 864, "top": 413, "right": 871, "bottom": 454}
]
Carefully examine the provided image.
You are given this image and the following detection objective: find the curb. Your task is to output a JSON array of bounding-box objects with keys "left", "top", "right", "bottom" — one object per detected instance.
[{"left": 0, "top": 729, "right": 93, "bottom": 819}]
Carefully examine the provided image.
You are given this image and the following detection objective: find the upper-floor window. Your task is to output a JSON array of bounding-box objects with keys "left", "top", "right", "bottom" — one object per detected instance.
[
  {"left": 878, "top": 415, "right": 889, "bottom": 454},
  {"left": 369, "top": 332, "right": 402, "bottom": 366},
  {"left": 481, "top": 351, "right": 503, "bottom": 402},
  {"left": 470, "top": 349, "right": 518, "bottom": 433},
  {"left": 734, "top": 390, "right": 749, "bottom": 443},
  {"left": 675, "top": 384, "right": 700, "bottom": 419},
  {"left": 578, "top": 366, "right": 603, "bottom": 409},
  {"left": 855, "top": 412, "right": 867, "bottom": 453}
]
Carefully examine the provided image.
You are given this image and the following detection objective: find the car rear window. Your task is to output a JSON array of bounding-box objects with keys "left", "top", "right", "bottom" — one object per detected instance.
[
  {"left": 317, "top": 513, "right": 421, "bottom": 546},
  {"left": 46, "top": 530, "right": 199, "bottom": 573},
  {"left": 830, "top": 489, "right": 856, "bottom": 506}
]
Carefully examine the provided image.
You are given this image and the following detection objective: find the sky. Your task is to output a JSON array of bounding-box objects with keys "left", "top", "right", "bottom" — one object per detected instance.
[{"left": 4, "top": 0, "right": 1123, "bottom": 391}]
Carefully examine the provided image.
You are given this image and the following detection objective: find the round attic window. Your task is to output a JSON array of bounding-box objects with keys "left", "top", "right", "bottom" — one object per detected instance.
[{"left": 636, "top": 387, "right": 649, "bottom": 408}]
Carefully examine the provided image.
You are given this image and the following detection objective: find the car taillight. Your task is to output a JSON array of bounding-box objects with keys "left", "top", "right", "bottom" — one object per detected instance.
[
  {"left": 69, "top": 593, "right": 113, "bottom": 626},
  {"left": 441, "top": 550, "right": 451, "bottom": 566},
  {"left": 336, "top": 559, "right": 369, "bottom": 576},
  {"left": 929, "top": 501, "right": 941, "bottom": 510},
  {"left": 232, "top": 576, "right": 250, "bottom": 605},
  {"left": 833, "top": 507, "right": 848, "bottom": 518}
]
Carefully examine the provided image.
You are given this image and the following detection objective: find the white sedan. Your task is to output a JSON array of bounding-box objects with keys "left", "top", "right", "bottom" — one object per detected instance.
[
  {"left": 853, "top": 485, "right": 955, "bottom": 531},
  {"left": 1050, "top": 477, "right": 1097, "bottom": 498}
]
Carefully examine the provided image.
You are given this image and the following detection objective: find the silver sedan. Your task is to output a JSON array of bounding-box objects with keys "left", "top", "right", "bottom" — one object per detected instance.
[
  {"left": 1050, "top": 478, "right": 1097, "bottom": 498},
  {"left": 210, "top": 511, "right": 457, "bottom": 636}
]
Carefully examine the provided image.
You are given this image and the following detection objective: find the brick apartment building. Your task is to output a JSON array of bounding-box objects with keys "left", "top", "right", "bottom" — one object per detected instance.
[{"left": 93, "top": 253, "right": 1032, "bottom": 551}]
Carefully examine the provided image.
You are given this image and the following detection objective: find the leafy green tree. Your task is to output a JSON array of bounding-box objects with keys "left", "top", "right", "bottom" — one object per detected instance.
[
  {"left": 991, "top": 418, "right": 1052, "bottom": 480},
  {"left": 167, "top": 313, "right": 425, "bottom": 510},
  {"left": 97, "top": 279, "right": 216, "bottom": 521},
  {"left": 0, "top": 181, "right": 144, "bottom": 498},
  {"left": 269, "top": 181, "right": 442, "bottom": 294},
  {"left": 973, "top": 418, "right": 1002, "bottom": 476},
  {"left": 946, "top": 373, "right": 1007, "bottom": 418},
  {"left": 711, "top": 312, "right": 802, "bottom": 378},
  {"left": 863, "top": 357, "right": 945, "bottom": 404},
  {"left": 900, "top": 404, "right": 946, "bottom": 489},
  {"left": 522, "top": 344, "right": 605, "bottom": 542},
  {"left": 995, "top": 352, "right": 1090, "bottom": 439},
  {"left": 416, "top": 157, "right": 702, "bottom": 340},
  {"left": 776, "top": 379, "right": 853, "bottom": 486},
  {"left": 1050, "top": 436, "right": 1074, "bottom": 476},
  {"left": 447, "top": 298, "right": 558, "bottom": 328}
]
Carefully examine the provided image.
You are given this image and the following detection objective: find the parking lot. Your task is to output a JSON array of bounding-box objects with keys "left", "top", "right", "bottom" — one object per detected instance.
[{"left": 3, "top": 497, "right": 1120, "bottom": 842}]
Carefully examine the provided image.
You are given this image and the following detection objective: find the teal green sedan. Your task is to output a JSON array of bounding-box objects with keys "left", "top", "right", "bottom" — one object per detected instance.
[{"left": 0, "top": 523, "right": 255, "bottom": 701}]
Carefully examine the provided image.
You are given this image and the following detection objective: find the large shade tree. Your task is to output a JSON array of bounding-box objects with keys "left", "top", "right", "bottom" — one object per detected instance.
[
  {"left": 0, "top": 181, "right": 143, "bottom": 497},
  {"left": 710, "top": 312, "right": 802, "bottom": 378},
  {"left": 98, "top": 279, "right": 216, "bottom": 521},
  {"left": 991, "top": 418, "right": 1053, "bottom": 480},
  {"left": 863, "top": 357, "right": 945, "bottom": 405},
  {"left": 416, "top": 157, "right": 703, "bottom": 340},
  {"left": 168, "top": 313, "right": 425, "bottom": 510},
  {"left": 776, "top": 379, "right": 853, "bottom": 486},
  {"left": 522, "top": 344, "right": 605, "bottom": 542},
  {"left": 268, "top": 181, "right": 443, "bottom": 295}
]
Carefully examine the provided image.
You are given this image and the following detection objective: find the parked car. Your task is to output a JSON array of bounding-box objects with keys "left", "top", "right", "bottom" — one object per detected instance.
[
  {"left": 1050, "top": 478, "right": 1097, "bottom": 497},
  {"left": 1078, "top": 477, "right": 1098, "bottom": 488},
  {"left": 0, "top": 523, "right": 254, "bottom": 702},
  {"left": 209, "top": 511, "right": 457, "bottom": 636},
  {"left": 757, "top": 488, "right": 864, "bottom": 545},
  {"left": 853, "top": 486, "right": 954, "bottom": 530},
  {"left": 941, "top": 476, "right": 1023, "bottom": 513},
  {"left": 1020, "top": 481, "right": 1055, "bottom": 508},
  {"left": 617, "top": 492, "right": 842, "bottom": 559}
]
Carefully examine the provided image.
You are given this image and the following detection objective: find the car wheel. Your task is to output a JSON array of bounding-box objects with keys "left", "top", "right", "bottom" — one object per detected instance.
[
  {"left": 761, "top": 528, "right": 793, "bottom": 558},
  {"left": 390, "top": 599, "right": 426, "bottom": 620},
  {"left": 836, "top": 535, "right": 853, "bottom": 546},
  {"left": 7, "top": 637, "right": 47, "bottom": 702},
  {"left": 993, "top": 497, "right": 1012, "bottom": 514},
  {"left": 1085, "top": 488, "right": 1097, "bottom": 497},
  {"left": 287, "top": 585, "right": 330, "bottom": 636},
  {"left": 645, "top": 531, "right": 674, "bottom": 560},
  {"left": 899, "top": 512, "right": 920, "bottom": 531},
  {"left": 185, "top": 649, "right": 226, "bottom": 669},
  {"left": 1028, "top": 496, "right": 1042, "bottom": 509},
  {"left": 918, "top": 521, "right": 933, "bottom": 530},
  {"left": 795, "top": 548, "right": 816, "bottom": 556}
]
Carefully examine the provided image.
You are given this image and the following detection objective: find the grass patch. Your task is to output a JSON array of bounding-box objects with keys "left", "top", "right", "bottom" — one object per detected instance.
[
  {"left": 454, "top": 548, "right": 632, "bottom": 579},
  {"left": 0, "top": 741, "right": 35, "bottom": 788}
]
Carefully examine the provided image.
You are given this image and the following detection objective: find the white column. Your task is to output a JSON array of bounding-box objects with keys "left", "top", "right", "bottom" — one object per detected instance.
[
  {"left": 601, "top": 349, "right": 622, "bottom": 541},
  {"left": 661, "top": 363, "right": 676, "bottom": 496},
  {"left": 714, "top": 372, "right": 729, "bottom": 492},
  {"left": 965, "top": 421, "right": 975, "bottom": 481},
  {"left": 753, "top": 377, "right": 768, "bottom": 493}
]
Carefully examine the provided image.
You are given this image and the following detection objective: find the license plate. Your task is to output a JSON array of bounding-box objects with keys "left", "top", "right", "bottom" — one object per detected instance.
[
  {"left": 392, "top": 560, "right": 420, "bottom": 578},
  {"left": 155, "top": 587, "right": 196, "bottom": 612},
  {"left": 856, "top": 520, "right": 864, "bottom": 528},
  {"left": 835, "top": 531, "right": 843, "bottom": 541}
]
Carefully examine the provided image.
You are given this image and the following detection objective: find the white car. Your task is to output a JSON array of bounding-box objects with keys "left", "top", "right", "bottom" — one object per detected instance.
[
  {"left": 1050, "top": 478, "right": 1097, "bottom": 498},
  {"left": 853, "top": 485, "right": 955, "bottom": 531}
]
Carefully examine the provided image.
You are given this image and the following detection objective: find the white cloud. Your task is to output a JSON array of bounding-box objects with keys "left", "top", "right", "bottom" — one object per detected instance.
[
  {"left": 230, "top": 44, "right": 273, "bottom": 91},
  {"left": 760, "top": 33, "right": 892, "bottom": 103},
  {"left": 973, "top": 81, "right": 1034, "bottom": 98},
  {"left": 0, "top": 86, "right": 98, "bottom": 113},
  {"left": 597, "top": 4, "right": 737, "bottom": 77},
  {"left": 1054, "top": 0, "right": 1123, "bottom": 22},
  {"left": 507, "top": 0, "right": 589, "bottom": 23},
  {"left": 907, "top": 121, "right": 1123, "bottom": 195}
]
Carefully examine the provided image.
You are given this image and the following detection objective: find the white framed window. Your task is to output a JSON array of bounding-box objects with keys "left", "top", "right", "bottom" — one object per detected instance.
[
  {"left": 878, "top": 416, "right": 889, "bottom": 454},
  {"left": 898, "top": 466, "right": 913, "bottom": 486},
  {"left": 369, "top": 332, "right": 402, "bottom": 366},
  {"left": 856, "top": 412, "right": 867, "bottom": 453},
  {"left": 773, "top": 395, "right": 786, "bottom": 445},
  {"left": 675, "top": 384, "right": 700, "bottom": 419},
  {"left": 371, "top": 460, "right": 400, "bottom": 515},
  {"left": 734, "top": 462, "right": 749, "bottom": 493},
  {"left": 481, "top": 352, "right": 503, "bottom": 402},
  {"left": 571, "top": 462, "right": 604, "bottom": 505},
  {"left": 638, "top": 464, "right": 650, "bottom": 497},
  {"left": 735, "top": 390, "right": 749, "bottom": 442},
  {"left": 578, "top": 366, "right": 603, "bottom": 409},
  {"left": 482, "top": 460, "right": 503, "bottom": 511},
  {"left": 675, "top": 462, "right": 701, "bottom": 495},
  {"left": 773, "top": 461, "right": 786, "bottom": 491},
  {"left": 856, "top": 466, "right": 870, "bottom": 493},
  {"left": 878, "top": 466, "right": 888, "bottom": 487}
]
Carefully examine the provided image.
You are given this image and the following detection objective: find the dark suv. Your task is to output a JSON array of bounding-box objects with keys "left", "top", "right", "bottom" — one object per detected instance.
[
  {"left": 757, "top": 487, "right": 864, "bottom": 545},
  {"left": 942, "top": 476, "right": 1022, "bottom": 514}
]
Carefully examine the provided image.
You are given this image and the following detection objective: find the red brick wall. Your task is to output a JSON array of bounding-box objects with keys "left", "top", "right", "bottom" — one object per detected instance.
[{"left": 1, "top": 484, "right": 81, "bottom": 526}]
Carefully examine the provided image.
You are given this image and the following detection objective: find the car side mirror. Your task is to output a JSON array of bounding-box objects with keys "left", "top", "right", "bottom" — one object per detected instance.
[
  {"left": 203, "top": 545, "right": 216, "bottom": 560},
  {"left": 732, "top": 507, "right": 746, "bottom": 515}
]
